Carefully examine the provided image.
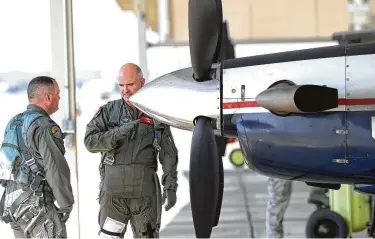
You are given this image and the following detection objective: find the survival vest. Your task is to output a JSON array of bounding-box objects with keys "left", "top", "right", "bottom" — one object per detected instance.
[{"left": 0, "top": 110, "right": 45, "bottom": 190}]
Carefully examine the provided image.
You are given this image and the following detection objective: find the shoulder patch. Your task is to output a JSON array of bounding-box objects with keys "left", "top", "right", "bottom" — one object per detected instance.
[
  {"left": 122, "top": 115, "right": 131, "bottom": 124},
  {"left": 50, "top": 126, "right": 62, "bottom": 138},
  {"left": 93, "top": 107, "right": 103, "bottom": 119}
]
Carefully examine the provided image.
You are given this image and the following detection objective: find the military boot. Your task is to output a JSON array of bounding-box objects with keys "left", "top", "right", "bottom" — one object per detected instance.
[{"left": 307, "top": 187, "right": 329, "bottom": 208}]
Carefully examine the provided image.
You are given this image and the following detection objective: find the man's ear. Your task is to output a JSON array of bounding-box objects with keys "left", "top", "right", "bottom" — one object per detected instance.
[
  {"left": 46, "top": 93, "right": 52, "bottom": 102},
  {"left": 141, "top": 78, "right": 145, "bottom": 87}
]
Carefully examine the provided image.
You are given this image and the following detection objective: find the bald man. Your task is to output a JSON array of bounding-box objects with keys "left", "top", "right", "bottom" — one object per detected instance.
[
  {"left": 0, "top": 76, "right": 74, "bottom": 238},
  {"left": 84, "top": 63, "right": 178, "bottom": 238}
]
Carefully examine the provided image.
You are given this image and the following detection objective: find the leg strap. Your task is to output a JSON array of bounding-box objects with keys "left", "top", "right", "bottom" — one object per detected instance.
[
  {"left": 0, "top": 190, "right": 12, "bottom": 223},
  {"left": 0, "top": 188, "right": 34, "bottom": 224},
  {"left": 100, "top": 228, "right": 122, "bottom": 237},
  {"left": 10, "top": 189, "right": 34, "bottom": 215}
]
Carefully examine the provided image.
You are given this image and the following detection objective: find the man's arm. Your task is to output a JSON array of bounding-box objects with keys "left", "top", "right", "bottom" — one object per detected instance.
[
  {"left": 84, "top": 105, "right": 138, "bottom": 153},
  {"left": 34, "top": 121, "right": 74, "bottom": 210},
  {"left": 159, "top": 125, "right": 178, "bottom": 192}
]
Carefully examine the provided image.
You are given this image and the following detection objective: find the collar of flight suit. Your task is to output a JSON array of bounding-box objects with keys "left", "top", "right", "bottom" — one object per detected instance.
[
  {"left": 26, "top": 104, "right": 50, "bottom": 117},
  {"left": 123, "top": 99, "right": 157, "bottom": 126},
  {"left": 124, "top": 99, "right": 143, "bottom": 118}
]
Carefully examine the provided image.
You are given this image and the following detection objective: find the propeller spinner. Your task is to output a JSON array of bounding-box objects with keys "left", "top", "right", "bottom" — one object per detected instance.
[{"left": 188, "top": 0, "right": 224, "bottom": 237}]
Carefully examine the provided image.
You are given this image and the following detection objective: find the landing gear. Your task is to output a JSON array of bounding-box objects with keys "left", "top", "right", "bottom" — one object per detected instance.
[
  {"left": 306, "top": 208, "right": 348, "bottom": 238},
  {"left": 307, "top": 192, "right": 329, "bottom": 210},
  {"left": 306, "top": 185, "right": 374, "bottom": 238}
]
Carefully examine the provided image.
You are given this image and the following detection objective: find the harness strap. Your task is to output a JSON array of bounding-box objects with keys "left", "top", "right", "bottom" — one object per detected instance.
[
  {"left": 21, "top": 205, "right": 39, "bottom": 223},
  {"left": 1, "top": 143, "right": 20, "bottom": 151},
  {"left": 100, "top": 228, "right": 122, "bottom": 237},
  {"left": 153, "top": 123, "right": 164, "bottom": 152},
  {"left": 0, "top": 188, "right": 35, "bottom": 224},
  {"left": 14, "top": 117, "right": 45, "bottom": 191},
  {"left": 10, "top": 189, "right": 34, "bottom": 215},
  {"left": 15, "top": 123, "right": 37, "bottom": 173},
  {"left": 0, "top": 190, "right": 9, "bottom": 223}
]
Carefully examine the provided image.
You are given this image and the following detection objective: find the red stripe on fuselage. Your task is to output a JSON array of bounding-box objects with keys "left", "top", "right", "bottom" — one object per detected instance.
[
  {"left": 223, "top": 98, "right": 375, "bottom": 109},
  {"left": 222, "top": 101, "right": 259, "bottom": 109},
  {"left": 338, "top": 98, "right": 375, "bottom": 105}
]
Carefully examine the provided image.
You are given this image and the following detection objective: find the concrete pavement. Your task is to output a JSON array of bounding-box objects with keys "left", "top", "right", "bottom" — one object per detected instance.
[{"left": 160, "top": 169, "right": 317, "bottom": 238}]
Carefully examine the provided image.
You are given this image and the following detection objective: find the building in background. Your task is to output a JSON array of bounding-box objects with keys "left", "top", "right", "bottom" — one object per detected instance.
[{"left": 167, "top": 0, "right": 375, "bottom": 42}]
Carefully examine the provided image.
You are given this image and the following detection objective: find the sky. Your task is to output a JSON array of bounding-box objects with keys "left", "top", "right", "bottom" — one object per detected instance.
[{"left": 0, "top": 0, "right": 147, "bottom": 75}]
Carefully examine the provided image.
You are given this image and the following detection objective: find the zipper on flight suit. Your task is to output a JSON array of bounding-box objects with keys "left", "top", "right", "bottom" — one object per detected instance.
[{"left": 126, "top": 103, "right": 138, "bottom": 164}]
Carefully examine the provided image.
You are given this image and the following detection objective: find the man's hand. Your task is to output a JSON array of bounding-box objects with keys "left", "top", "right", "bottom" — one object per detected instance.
[
  {"left": 119, "top": 119, "right": 140, "bottom": 135},
  {"left": 57, "top": 205, "right": 73, "bottom": 223},
  {"left": 140, "top": 115, "right": 154, "bottom": 125},
  {"left": 162, "top": 190, "right": 176, "bottom": 211}
]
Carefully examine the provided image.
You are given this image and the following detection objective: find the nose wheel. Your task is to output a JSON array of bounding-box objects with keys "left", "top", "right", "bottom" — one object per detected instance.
[{"left": 306, "top": 208, "right": 348, "bottom": 238}]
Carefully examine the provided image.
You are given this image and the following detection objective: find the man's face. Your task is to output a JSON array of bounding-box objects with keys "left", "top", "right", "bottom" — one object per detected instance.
[
  {"left": 46, "top": 81, "right": 60, "bottom": 115},
  {"left": 118, "top": 71, "right": 145, "bottom": 104}
]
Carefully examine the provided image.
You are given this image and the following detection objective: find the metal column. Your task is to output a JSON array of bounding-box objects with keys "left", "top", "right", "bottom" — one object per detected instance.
[
  {"left": 49, "top": 0, "right": 80, "bottom": 238},
  {"left": 158, "top": 0, "right": 169, "bottom": 42},
  {"left": 134, "top": 0, "right": 149, "bottom": 81}
]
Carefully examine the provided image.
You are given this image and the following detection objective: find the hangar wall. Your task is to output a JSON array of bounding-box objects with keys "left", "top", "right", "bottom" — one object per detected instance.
[{"left": 168, "top": 0, "right": 375, "bottom": 41}]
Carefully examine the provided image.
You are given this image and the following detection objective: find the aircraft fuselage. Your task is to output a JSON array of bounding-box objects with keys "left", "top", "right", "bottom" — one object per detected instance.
[
  {"left": 222, "top": 43, "right": 375, "bottom": 189},
  {"left": 130, "top": 42, "right": 375, "bottom": 193}
]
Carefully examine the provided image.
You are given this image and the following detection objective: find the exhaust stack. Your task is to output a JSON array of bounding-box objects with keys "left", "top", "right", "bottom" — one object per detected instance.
[{"left": 255, "top": 84, "right": 338, "bottom": 114}]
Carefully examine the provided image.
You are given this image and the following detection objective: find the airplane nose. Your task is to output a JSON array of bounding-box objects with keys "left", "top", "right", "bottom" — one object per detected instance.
[{"left": 129, "top": 67, "right": 221, "bottom": 131}]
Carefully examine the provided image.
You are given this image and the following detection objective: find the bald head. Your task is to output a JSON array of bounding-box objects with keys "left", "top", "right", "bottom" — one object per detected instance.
[
  {"left": 118, "top": 63, "right": 145, "bottom": 104},
  {"left": 119, "top": 63, "right": 143, "bottom": 79}
]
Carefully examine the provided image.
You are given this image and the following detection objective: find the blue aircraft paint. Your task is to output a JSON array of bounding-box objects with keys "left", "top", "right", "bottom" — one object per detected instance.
[
  {"left": 346, "top": 112, "right": 375, "bottom": 176},
  {"left": 226, "top": 111, "right": 375, "bottom": 184},
  {"left": 354, "top": 184, "right": 375, "bottom": 195}
]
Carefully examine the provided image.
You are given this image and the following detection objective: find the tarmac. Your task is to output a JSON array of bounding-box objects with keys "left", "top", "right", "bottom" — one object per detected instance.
[
  {"left": 159, "top": 169, "right": 370, "bottom": 238},
  {"left": 159, "top": 169, "right": 315, "bottom": 238}
]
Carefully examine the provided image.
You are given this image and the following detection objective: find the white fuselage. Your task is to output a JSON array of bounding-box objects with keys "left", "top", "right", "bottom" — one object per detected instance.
[{"left": 129, "top": 44, "right": 375, "bottom": 133}]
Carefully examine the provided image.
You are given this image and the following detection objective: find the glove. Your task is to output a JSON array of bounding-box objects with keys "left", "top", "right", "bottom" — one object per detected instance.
[
  {"left": 119, "top": 119, "right": 140, "bottom": 135},
  {"left": 140, "top": 115, "right": 154, "bottom": 125},
  {"left": 162, "top": 190, "right": 176, "bottom": 211},
  {"left": 57, "top": 205, "right": 72, "bottom": 223}
]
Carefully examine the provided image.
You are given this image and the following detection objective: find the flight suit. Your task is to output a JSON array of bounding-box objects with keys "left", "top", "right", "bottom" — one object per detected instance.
[
  {"left": 84, "top": 99, "right": 178, "bottom": 238},
  {"left": 1, "top": 104, "right": 75, "bottom": 238},
  {"left": 266, "top": 178, "right": 293, "bottom": 238},
  {"left": 266, "top": 177, "right": 329, "bottom": 238}
]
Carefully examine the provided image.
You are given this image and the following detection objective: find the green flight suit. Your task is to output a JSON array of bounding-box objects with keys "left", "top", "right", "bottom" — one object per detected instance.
[
  {"left": 1, "top": 104, "right": 75, "bottom": 238},
  {"left": 84, "top": 99, "right": 178, "bottom": 238}
]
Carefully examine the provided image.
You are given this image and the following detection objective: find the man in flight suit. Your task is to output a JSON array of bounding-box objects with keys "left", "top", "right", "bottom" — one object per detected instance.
[
  {"left": 0, "top": 76, "right": 75, "bottom": 238},
  {"left": 84, "top": 63, "right": 178, "bottom": 238},
  {"left": 266, "top": 178, "right": 328, "bottom": 238}
]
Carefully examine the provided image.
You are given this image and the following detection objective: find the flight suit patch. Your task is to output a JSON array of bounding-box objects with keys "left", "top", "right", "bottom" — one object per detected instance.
[
  {"left": 50, "top": 126, "right": 62, "bottom": 139},
  {"left": 122, "top": 115, "right": 131, "bottom": 124}
]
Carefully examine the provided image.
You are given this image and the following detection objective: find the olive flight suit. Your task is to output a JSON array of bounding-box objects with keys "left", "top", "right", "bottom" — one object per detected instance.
[
  {"left": 84, "top": 99, "right": 178, "bottom": 238},
  {"left": 0, "top": 104, "right": 75, "bottom": 238}
]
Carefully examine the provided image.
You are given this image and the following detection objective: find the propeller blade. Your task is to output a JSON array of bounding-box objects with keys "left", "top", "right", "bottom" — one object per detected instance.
[
  {"left": 188, "top": 0, "right": 223, "bottom": 80},
  {"left": 213, "top": 154, "right": 224, "bottom": 227},
  {"left": 190, "top": 117, "right": 220, "bottom": 238}
]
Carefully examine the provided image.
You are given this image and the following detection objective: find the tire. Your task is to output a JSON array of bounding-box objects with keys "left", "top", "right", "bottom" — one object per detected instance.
[{"left": 305, "top": 208, "right": 349, "bottom": 238}]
